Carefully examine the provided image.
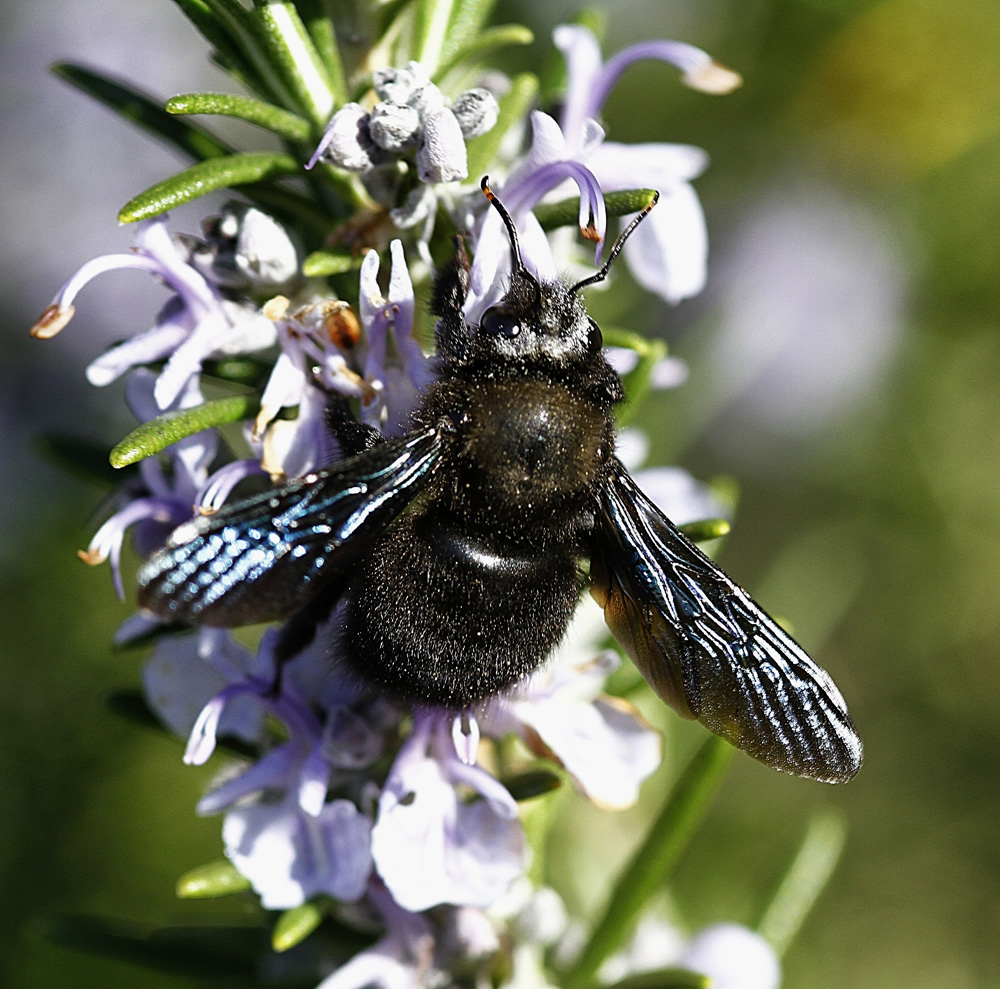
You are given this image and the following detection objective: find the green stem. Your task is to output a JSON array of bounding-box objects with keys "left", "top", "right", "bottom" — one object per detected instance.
[
  {"left": 562, "top": 736, "right": 733, "bottom": 989},
  {"left": 756, "top": 810, "right": 847, "bottom": 958}
]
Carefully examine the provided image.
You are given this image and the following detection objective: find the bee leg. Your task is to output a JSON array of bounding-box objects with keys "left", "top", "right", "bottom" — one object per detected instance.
[
  {"left": 323, "top": 393, "right": 384, "bottom": 456},
  {"left": 431, "top": 234, "right": 471, "bottom": 360},
  {"left": 266, "top": 572, "right": 351, "bottom": 697}
]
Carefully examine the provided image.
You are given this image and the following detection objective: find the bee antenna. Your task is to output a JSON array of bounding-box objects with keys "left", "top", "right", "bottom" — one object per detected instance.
[
  {"left": 481, "top": 177, "right": 539, "bottom": 297},
  {"left": 569, "top": 191, "right": 660, "bottom": 295}
]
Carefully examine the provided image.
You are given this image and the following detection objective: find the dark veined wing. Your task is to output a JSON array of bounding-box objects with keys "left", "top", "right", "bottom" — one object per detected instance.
[
  {"left": 137, "top": 426, "right": 446, "bottom": 627},
  {"left": 590, "top": 459, "right": 862, "bottom": 783}
]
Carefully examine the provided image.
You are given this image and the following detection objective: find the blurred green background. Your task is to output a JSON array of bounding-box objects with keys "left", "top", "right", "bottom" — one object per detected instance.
[{"left": 2, "top": 0, "right": 999, "bottom": 986}]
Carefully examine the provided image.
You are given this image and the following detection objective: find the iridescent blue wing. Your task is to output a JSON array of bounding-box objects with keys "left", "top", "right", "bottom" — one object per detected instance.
[
  {"left": 590, "top": 460, "right": 862, "bottom": 783},
  {"left": 137, "top": 426, "right": 446, "bottom": 627}
]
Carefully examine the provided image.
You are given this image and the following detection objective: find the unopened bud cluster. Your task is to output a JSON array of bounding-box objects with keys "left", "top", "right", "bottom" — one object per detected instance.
[{"left": 312, "top": 61, "right": 499, "bottom": 184}]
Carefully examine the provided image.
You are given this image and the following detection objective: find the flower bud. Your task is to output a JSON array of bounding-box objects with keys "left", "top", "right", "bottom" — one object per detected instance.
[
  {"left": 450, "top": 88, "right": 500, "bottom": 138},
  {"left": 318, "top": 102, "right": 378, "bottom": 171},
  {"left": 417, "top": 108, "right": 468, "bottom": 183},
  {"left": 189, "top": 203, "right": 299, "bottom": 292},
  {"left": 369, "top": 102, "right": 421, "bottom": 151}
]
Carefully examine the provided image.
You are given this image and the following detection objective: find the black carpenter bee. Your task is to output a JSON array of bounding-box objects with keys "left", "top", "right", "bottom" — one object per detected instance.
[{"left": 137, "top": 179, "right": 862, "bottom": 784}]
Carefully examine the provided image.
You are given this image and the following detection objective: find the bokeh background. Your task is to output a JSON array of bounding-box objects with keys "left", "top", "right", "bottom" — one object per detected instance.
[{"left": 2, "top": 0, "right": 998, "bottom": 986}]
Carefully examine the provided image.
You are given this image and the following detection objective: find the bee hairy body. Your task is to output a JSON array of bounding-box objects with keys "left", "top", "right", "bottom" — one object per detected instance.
[
  {"left": 136, "top": 187, "right": 863, "bottom": 783},
  {"left": 341, "top": 345, "right": 621, "bottom": 707}
]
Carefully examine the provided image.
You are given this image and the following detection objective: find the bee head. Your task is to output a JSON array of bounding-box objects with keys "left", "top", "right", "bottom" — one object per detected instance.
[{"left": 476, "top": 178, "right": 658, "bottom": 367}]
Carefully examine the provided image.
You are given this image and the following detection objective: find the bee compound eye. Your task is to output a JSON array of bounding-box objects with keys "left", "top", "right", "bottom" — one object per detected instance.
[
  {"left": 587, "top": 318, "right": 604, "bottom": 353},
  {"left": 479, "top": 305, "right": 521, "bottom": 338}
]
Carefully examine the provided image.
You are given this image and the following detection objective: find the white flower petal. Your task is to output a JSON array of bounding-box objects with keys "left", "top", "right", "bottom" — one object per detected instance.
[{"left": 678, "top": 924, "right": 781, "bottom": 989}]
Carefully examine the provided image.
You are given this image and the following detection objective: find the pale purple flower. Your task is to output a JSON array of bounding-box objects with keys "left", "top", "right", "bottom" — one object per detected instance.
[
  {"left": 142, "top": 628, "right": 268, "bottom": 743},
  {"left": 79, "top": 371, "right": 215, "bottom": 596},
  {"left": 552, "top": 24, "right": 741, "bottom": 304},
  {"left": 484, "top": 651, "right": 661, "bottom": 811},
  {"left": 32, "top": 214, "right": 277, "bottom": 409},
  {"left": 223, "top": 793, "right": 373, "bottom": 910},
  {"left": 359, "top": 240, "right": 432, "bottom": 433},
  {"left": 678, "top": 924, "right": 781, "bottom": 989},
  {"left": 188, "top": 652, "right": 377, "bottom": 910},
  {"left": 181, "top": 201, "right": 300, "bottom": 293},
  {"left": 371, "top": 711, "right": 526, "bottom": 912},
  {"left": 253, "top": 296, "right": 371, "bottom": 477},
  {"left": 316, "top": 886, "right": 436, "bottom": 989},
  {"left": 465, "top": 110, "right": 608, "bottom": 320}
]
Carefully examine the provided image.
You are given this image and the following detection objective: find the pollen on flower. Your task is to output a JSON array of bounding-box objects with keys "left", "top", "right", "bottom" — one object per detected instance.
[
  {"left": 30, "top": 302, "right": 75, "bottom": 339},
  {"left": 683, "top": 59, "right": 743, "bottom": 95},
  {"left": 323, "top": 301, "right": 362, "bottom": 349},
  {"left": 263, "top": 295, "right": 290, "bottom": 320},
  {"left": 77, "top": 546, "right": 105, "bottom": 566}
]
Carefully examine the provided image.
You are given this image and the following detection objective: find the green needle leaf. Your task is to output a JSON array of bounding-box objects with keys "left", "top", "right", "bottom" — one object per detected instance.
[
  {"left": 295, "top": 0, "right": 349, "bottom": 106},
  {"left": 170, "top": 0, "right": 264, "bottom": 89},
  {"left": 434, "top": 25, "right": 534, "bottom": 83},
  {"left": 562, "top": 736, "right": 733, "bottom": 989},
  {"left": 247, "top": 1, "right": 336, "bottom": 126},
  {"left": 600, "top": 326, "right": 669, "bottom": 428},
  {"left": 117, "top": 152, "right": 300, "bottom": 223},
  {"left": 414, "top": 0, "right": 458, "bottom": 71},
  {"left": 439, "top": 0, "right": 500, "bottom": 66},
  {"left": 109, "top": 394, "right": 260, "bottom": 467},
  {"left": 756, "top": 810, "right": 848, "bottom": 957},
  {"left": 272, "top": 901, "right": 325, "bottom": 952},
  {"left": 679, "top": 518, "right": 732, "bottom": 542},
  {"left": 535, "top": 189, "right": 660, "bottom": 232},
  {"left": 502, "top": 769, "right": 563, "bottom": 800},
  {"left": 52, "top": 62, "right": 232, "bottom": 161},
  {"left": 303, "top": 249, "right": 365, "bottom": 277},
  {"left": 177, "top": 860, "right": 252, "bottom": 899},
  {"left": 165, "top": 92, "right": 311, "bottom": 141},
  {"left": 604, "top": 969, "right": 711, "bottom": 989}
]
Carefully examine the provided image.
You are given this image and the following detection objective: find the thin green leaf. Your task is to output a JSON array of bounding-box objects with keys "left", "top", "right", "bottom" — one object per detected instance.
[
  {"left": 413, "top": 0, "right": 458, "bottom": 71},
  {"left": 434, "top": 24, "right": 533, "bottom": 83},
  {"left": 295, "top": 0, "right": 349, "bottom": 106},
  {"left": 169, "top": 0, "right": 264, "bottom": 88},
  {"left": 604, "top": 969, "right": 711, "bottom": 989},
  {"left": 165, "top": 92, "right": 311, "bottom": 141},
  {"left": 117, "top": 152, "right": 300, "bottom": 223},
  {"left": 439, "top": 0, "right": 499, "bottom": 66},
  {"left": 272, "top": 901, "right": 324, "bottom": 952},
  {"left": 198, "top": 0, "right": 290, "bottom": 107},
  {"left": 202, "top": 356, "right": 274, "bottom": 388},
  {"left": 502, "top": 769, "right": 563, "bottom": 800},
  {"left": 52, "top": 63, "right": 231, "bottom": 161},
  {"left": 44, "top": 916, "right": 264, "bottom": 978},
  {"left": 679, "top": 518, "right": 732, "bottom": 543},
  {"left": 466, "top": 72, "right": 538, "bottom": 181},
  {"left": 303, "top": 249, "right": 365, "bottom": 277},
  {"left": 535, "top": 188, "right": 660, "bottom": 233},
  {"left": 756, "top": 810, "right": 848, "bottom": 957},
  {"left": 600, "top": 325, "right": 669, "bottom": 427},
  {"left": 248, "top": 1, "right": 336, "bottom": 126},
  {"left": 562, "top": 736, "right": 733, "bottom": 989},
  {"left": 110, "top": 394, "right": 259, "bottom": 467},
  {"left": 177, "top": 860, "right": 252, "bottom": 899}
]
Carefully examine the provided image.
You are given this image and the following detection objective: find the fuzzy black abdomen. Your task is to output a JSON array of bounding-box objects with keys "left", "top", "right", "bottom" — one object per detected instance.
[{"left": 341, "top": 516, "right": 583, "bottom": 706}]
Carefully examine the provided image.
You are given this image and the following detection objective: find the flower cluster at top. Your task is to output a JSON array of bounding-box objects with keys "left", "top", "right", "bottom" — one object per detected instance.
[{"left": 33, "top": 9, "right": 779, "bottom": 989}]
